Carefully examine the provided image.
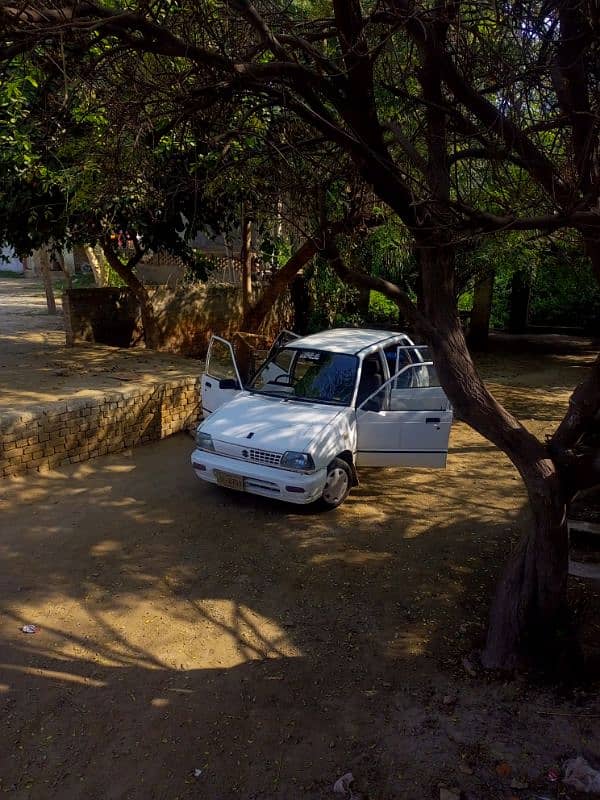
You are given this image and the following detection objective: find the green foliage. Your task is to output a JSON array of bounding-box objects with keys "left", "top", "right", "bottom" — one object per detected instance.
[
  {"left": 106, "top": 264, "right": 127, "bottom": 288},
  {"left": 355, "top": 222, "right": 417, "bottom": 291},
  {"left": 458, "top": 291, "right": 472, "bottom": 312},
  {"left": 55, "top": 272, "right": 94, "bottom": 291},
  {"left": 307, "top": 258, "right": 361, "bottom": 331},
  {"left": 458, "top": 232, "right": 600, "bottom": 331},
  {"left": 0, "top": 57, "right": 240, "bottom": 262},
  {"left": 368, "top": 291, "right": 399, "bottom": 325},
  {"left": 529, "top": 250, "right": 600, "bottom": 332},
  {"left": 259, "top": 234, "right": 292, "bottom": 269}
]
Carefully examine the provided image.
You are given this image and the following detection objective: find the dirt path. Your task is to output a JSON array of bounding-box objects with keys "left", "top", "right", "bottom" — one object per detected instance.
[{"left": 1, "top": 339, "right": 599, "bottom": 799}]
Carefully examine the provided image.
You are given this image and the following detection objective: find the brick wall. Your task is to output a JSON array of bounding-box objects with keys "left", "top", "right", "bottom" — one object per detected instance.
[{"left": 0, "top": 378, "right": 200, "bottom": 477}]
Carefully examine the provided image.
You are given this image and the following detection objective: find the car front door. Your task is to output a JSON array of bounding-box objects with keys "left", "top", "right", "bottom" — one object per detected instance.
[
  {"left": 201, "top": 336, "right": 244, "bottom": 415},
  {"left": 355, "top": 355, "right": 452, "bottom": 468}
]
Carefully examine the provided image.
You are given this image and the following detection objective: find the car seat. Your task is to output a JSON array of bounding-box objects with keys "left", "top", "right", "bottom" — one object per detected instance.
[{"left": 357, "top": 359, "right": 384, "bottom": 411}]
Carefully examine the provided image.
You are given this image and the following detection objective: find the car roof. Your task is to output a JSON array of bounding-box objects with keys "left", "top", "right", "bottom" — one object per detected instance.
[{"left": 291, "top": 328, "right": 409, "bottom": 355}]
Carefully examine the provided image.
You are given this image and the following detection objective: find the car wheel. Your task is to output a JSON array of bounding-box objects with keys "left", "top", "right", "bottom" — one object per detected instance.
[{"left": 319, "top": 458, "right": 351, "bottom": 509}]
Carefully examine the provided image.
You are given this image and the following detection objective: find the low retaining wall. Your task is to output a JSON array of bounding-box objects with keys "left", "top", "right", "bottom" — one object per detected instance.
[{"left": 0, "top": 378, "right": 200, "bottom": 477}]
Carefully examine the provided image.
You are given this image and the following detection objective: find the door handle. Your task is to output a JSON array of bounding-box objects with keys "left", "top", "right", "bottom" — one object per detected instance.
[
  {"left": 205, "top": 381, "right": 212, "bottom": 389},
  {"left": 426, "top": 417, "right": 441, "bottom": 424}
]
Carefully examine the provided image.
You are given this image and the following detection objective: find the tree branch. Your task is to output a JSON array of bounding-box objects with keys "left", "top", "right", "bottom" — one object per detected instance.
[{"left": 321, "top": 232, "right": 432, "bottom": 336}]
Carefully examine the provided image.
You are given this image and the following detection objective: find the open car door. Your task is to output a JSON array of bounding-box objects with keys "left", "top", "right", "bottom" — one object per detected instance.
[
  {"left": 268, "top": 329, "right": 299, "bottom": 357},
  {"left": 201, "top": 336, "right": 243, "bottom": 416},
  {"left": 355, "top": 356, "right": 452, "bottom": 468}
]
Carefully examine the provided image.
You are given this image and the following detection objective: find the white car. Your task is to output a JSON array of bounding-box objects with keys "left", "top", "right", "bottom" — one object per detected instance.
[{"left": 191, "top": 328, "right": 452, "bottom": 509}]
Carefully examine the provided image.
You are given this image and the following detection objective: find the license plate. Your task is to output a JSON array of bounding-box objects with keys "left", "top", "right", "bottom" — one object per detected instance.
[{"left": 214, "top": 470, "right": 245, "bottom": 492}]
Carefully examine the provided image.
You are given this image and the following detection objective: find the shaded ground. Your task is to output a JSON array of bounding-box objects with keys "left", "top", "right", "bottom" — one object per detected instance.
[
  {"left": 0, "top": 277, "right": 201, "bottom": 411},
  {"left": 1, "top": 333, "right": 600, "bottom": 799}
]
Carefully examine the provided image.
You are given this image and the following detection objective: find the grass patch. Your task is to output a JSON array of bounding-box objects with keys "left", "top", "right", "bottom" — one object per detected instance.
[{"left": 0, "top": 270, "right": 24, "bottom": 279}]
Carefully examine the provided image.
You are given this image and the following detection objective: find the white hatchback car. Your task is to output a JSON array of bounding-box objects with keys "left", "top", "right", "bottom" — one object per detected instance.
[{"left": 191, "top": 328, "right": 452, "bottom": 509}]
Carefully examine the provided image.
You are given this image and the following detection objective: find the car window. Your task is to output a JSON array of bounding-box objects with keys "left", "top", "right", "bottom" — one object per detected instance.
[
  {"left": 272, "top": 347, "right": 295, "bottom": 372},
  {"left": 358, "top": 362, "right": 444, "bottom": 412},
  {"left": 207, "top": 338, "right": 238, "bottom": 380},
  {"left": 383, "top": 344, "right": 416, "bottom": 388},
  {"left": 250, "top": 348, "right": 358, "bottom": 406}
]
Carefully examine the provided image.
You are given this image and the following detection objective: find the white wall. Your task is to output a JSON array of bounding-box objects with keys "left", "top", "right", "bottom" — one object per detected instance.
[{"left": 1, "top": 245, "right": 24, "bottom": 273}]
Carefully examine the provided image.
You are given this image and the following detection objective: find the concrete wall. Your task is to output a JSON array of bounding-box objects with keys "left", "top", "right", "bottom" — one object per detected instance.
[
  {"left": 63, "top": 288, "right": 143, "bottom": 347},
  {"left": 0, "top": 378, "right": 200, "bottom": 477},
  {"left": 149, "top": 284, "right": 245, "bottom": 356},
  {"left": 63, "top": 285, "right": 293, "bottom": 357}
]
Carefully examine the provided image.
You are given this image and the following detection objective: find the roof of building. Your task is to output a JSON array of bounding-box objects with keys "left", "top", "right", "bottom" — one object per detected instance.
[{"left": 292, "top": 328, "right": 409, "bottom": 355}]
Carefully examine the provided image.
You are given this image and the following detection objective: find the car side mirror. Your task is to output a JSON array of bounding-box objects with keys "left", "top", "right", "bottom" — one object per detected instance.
[{"left": 219, "top": 378, "right": 240, "bottom": 390}]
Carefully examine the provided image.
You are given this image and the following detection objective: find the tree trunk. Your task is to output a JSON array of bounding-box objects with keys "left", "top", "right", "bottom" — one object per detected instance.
[
  {"left": 100, "top": 242, "right": 162, "bottom": 350},
  {"left": 85, "top": 245, "right": 107, "bottom": 286},
  {"left": 241, "top": 213, "right": 253, "bottom": 314},
  {"left": 416, "top": 244, "right": 569, "bottom": 670},
  {"left": 468, "top": 271, "right": 495, "bottom": 349},
  {"left": 241, "top": 237, "right": 318, "bottom": 332},
  {"left": 508, "top": 269, "right": 531, "bottom": 334},
  {"left": 39, "top": 247, "right": 57, "bottom": 314},
  {"left": 290, "top": 274, "right": 311, "bottom": 335},
  {"left": 483, "top": 462, "right": 569, "bottom": 670},
  {"left": 240, "top": 217, "right": 369, "bottom": 333},
  {"left": 54, "top": 248, "right": 72, "bottom": 290},
  {"left": 135, "top": 289, "right": 162, "bottom": 351}
]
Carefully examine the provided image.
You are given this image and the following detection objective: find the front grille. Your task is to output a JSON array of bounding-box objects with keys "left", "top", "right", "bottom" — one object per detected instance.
[
  {"left": 247, "top": 448, "right": 282, "bottom": 466},
  {"left": 214, "top": 440, "right": 283, "bottom": 467}
]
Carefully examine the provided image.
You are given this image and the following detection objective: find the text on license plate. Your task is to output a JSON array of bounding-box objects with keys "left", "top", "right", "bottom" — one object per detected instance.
[{"left": 214, "top": 470, "right": 245, "bottom": 491}]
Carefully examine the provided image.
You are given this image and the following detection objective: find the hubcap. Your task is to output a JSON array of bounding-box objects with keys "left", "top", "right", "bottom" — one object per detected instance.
[{"left": 323, "top": 467, "right": 349, "bottom": 505}]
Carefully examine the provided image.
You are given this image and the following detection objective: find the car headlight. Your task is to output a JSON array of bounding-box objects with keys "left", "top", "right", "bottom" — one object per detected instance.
[
  {"left": 196, "top": 430, "right": 215, "bottom": 452},
  {"left": 281, "top": 451, "right": 315, "bottom": 472}
]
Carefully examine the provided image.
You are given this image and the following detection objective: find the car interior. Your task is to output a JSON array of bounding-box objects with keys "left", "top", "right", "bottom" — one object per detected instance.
[{"left": 356, "top": 355, "right": 384, "bottom": 411}]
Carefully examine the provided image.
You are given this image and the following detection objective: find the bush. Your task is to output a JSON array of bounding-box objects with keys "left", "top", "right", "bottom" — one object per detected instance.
[{"left": 368, "top": 290, "right": 398, "bottom": 325}]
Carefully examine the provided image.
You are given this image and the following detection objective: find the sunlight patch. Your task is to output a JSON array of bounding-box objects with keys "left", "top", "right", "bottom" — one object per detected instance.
[{"left": 90, "top": 539, "right": 122, "bottom": 556}]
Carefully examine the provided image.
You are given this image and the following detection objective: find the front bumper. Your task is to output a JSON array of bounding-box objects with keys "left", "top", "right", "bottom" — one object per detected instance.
[{"left": 191, "top": 448, "right": 326, "bottom": 505}]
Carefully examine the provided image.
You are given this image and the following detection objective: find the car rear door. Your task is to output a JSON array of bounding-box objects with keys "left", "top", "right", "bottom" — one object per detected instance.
[
  {"left": 355, "top": 351, "right": 452, "bottom": 468},
  {"left": 201, "top": 336, "right": 244, "bottom": 416}
]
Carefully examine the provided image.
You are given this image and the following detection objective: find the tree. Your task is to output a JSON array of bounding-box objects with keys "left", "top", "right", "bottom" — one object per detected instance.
[
  {"left": 0, "top": 52, "right": 245, "bottom": 346},
  {"left": 2, "top": 0, "right": 599, "bottom": 670}
]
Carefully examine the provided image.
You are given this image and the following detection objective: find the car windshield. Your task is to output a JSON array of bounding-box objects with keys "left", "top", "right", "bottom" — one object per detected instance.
[{"left": 249, "top": 348, "right": 358, "bottom": 406}]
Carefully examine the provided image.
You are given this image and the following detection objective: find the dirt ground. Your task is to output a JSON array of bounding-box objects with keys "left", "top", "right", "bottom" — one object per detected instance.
[
  {"left": 1, "top": 282, "right": 600, "bottom": 799},
  {"left": 0, "top": 277, "right": 201, "bottom": 410}
]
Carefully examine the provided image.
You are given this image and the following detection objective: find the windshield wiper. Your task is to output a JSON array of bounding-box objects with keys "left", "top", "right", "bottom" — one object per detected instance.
[
  {"left": 293, "top": 396, "right": 344, "bottom": 406},
  {"left": 249, "top": 389, "right": 290, "bottom": 398}
]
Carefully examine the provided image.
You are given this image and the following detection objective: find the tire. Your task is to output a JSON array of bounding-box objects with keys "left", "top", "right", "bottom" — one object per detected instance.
[{"left": 319, "top": 457, "right": 352, "bottom": 510}]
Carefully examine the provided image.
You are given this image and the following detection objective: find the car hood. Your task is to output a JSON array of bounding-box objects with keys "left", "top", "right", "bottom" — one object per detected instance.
[{"left": 200, "top": 392, "right": 344, "bottom": 453}]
